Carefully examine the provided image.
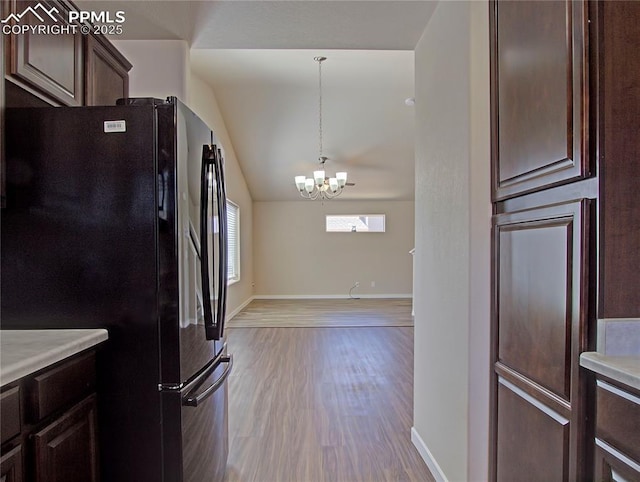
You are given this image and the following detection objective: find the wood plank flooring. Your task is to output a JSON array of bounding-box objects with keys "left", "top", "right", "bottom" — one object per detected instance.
[
  {"left": 224, "top": 322, "right": 433, "bottom": 481},
  {"left": 229, "top": 299, "right": 414, "bottom": 328}
]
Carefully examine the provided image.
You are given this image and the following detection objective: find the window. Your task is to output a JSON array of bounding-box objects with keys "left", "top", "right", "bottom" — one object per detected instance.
[
  {"left": 226, "top": 200, "right": 240, "bottom": 283},
  {"left": 325, "top": 214, "right": 386, "bottom": 233}
]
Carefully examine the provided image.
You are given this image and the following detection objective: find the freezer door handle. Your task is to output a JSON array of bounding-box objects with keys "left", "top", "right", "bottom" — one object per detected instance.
[{"left": 182, "top": 354, "right": 233, "bottom": 407}]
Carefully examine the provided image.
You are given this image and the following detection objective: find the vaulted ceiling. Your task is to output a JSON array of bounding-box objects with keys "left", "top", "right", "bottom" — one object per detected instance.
[{"left": 77, "top": 1, "right": 438, "bottom": 201}]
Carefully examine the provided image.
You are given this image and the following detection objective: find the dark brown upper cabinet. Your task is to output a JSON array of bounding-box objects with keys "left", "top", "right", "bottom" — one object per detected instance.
[
  {"left": 3, "top": 0, "right": 131, "bottom": 109},
  {"left": 597, "top": 1, "right": 640, "bottom": 319},
  {"left": 5, "top": 0, "right": 84, "bottom": 106},
  {"left": 490, "top": 0, "right": 590, "bottom": 200},
  {"left": 85, "top": 34, "right": 131, "bottom": 107}
]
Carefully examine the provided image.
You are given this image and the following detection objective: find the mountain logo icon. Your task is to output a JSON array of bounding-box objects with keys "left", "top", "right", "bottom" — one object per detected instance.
[{"left": 1, "top": 3, "right": 59, "bottom": 24}]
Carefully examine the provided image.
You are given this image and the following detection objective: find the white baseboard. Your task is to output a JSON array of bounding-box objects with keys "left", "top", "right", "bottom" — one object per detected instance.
[
  {"left": 253, "top": 294, "right": 413, "bottom": 300},
  {"left": 226, "top": 296, "right": 255, "bottom": 321},
  {"left": 411, "top": 427, "right": 448, "bottom": 482}
]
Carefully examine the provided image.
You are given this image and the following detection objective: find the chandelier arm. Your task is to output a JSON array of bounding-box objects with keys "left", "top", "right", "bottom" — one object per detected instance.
[{"left": 322, "top": 186, "right": 342, "bottom": 199}]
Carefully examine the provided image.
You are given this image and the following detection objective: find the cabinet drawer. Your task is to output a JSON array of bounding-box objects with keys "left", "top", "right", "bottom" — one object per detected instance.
[
  {"left": 26, "top": 352, "right": 96, "bottom": 423},
  {"left": 0, "top": 386, "right": 21, "bottom": 445},
  {"left": 596, "top": 380, "right": 640, "bottom": 463}
]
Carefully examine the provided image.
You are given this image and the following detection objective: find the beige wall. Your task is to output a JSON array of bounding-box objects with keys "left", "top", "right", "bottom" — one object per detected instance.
[
  {"left": 110, "top": 40, "right": 255, "bottom": 319},
  {"left": 253, "top": 201, "right": 414, "bottom": 297},
  {"left": 413, "top": 1, "right": 491, "bottom": 481}
]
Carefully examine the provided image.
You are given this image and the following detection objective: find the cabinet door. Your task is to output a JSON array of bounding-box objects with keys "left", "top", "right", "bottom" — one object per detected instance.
[
  {"left": 33, "top": 395, "right": 98, "bottom": 482},
  {"left": 0, "top": 445, "right": 23, "bottom": 482},
  {"left": 490, "top": 0, "right": 589, "bottom": 200},
  {"left": 5, "top": 0, "right": 83, "bottom": 106},
  {"left": 85, "top": 35, "right": 130, "bottom": 106},
  {"left": 491, "top": 199, "right": 593, "bottom": 481},
  {"left": 1, "top": 18, "right": 5, "bottom": 208},
  {"left": 598, "top": 1, "right": 640, "bottom": 319}
]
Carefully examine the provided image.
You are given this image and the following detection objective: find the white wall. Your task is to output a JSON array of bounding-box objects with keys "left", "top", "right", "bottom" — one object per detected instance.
[
  {"left": 253, "top": 200, "right": 414, "bottom": 297},
  {"left": 468, "top": 1, "right": 492, "bottom": 478},
  {"left": 412, "top": 1, "right": 491, "bottom": 481},
  {"left": 112, "top": 40, "right": 190, "bottom": 102},
  {"left": 188, "top": 74, "right": 255, "bottom": 318}
]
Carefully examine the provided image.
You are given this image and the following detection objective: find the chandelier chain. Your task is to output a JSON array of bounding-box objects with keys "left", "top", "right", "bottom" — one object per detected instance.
[
  {"left": 294, "top": 56, "right": 349, "bottom": 200},
  {"left": 318, "top": 57, "right": 323, "bottom": 160}
]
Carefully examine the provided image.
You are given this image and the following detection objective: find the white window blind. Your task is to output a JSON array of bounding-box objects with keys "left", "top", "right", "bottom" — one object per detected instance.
[
  {"left": 226, "top": 200, "right": 240, "bottom": 283},
  {"left": 325, "top": 214, "right": 386, "bottom": 233}
]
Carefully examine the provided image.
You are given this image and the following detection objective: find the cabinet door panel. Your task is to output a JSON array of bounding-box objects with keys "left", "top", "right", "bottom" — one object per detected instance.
[
  {"left": 497, "top": 380, "right": 569, "bottom": 481},
  {"left": 492, "top": 199, "right": 592, "bottom": 481},
  {"left": 0, "top": 386, "right": 21, "bottom": 445},
  {"left": 85, "top": 35, "right": 130, "bottom": 106},
  {"left": 599, "top": 1, "right": 640, "bottom": 318},
  {"left": 491, "top": 0, "right": 588, "bottom": 199},
  {"left": 6, "top": 0, "right": 83, "bottom": 106},
  {"left": 496, "top": 207, "right": 579, "bottom": 399},
  {"left": 0, "top": 445, "right": 23, "bottom": 482},
  {"left": 33, "top": 395, "right": 98, "bottom": 482}
]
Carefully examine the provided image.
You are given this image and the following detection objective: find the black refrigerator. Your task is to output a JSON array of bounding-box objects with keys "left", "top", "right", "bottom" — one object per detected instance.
[{"left": 1, "top": 97, "right": 232, "bottom": 481}]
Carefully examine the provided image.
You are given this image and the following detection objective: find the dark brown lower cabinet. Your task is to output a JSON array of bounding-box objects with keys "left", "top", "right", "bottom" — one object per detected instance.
[
  {"left": 0, "top": 350, "right": 99, "bottom": 482},
  {"left": 491, "top": 199, "right": 593, "bottom": 481},
  {"left": 496, "top": 379, "right": 569, "bottom": 480},
  {"left": 595, "top": 444, "right": 640, "bottom": 482},
  {"left": 0, "top": 445, "right": 23, "bottom": 482},
  {"left": 593, "top": 379, "right": 640, "bottom": 481},
  {"left": 33, "top": 395, "right": 98, "bottom": 482}
]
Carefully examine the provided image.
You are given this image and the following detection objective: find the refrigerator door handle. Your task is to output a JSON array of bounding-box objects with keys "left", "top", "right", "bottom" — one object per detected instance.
[
  {"left": 182, "top": 354, "right": 233, "bottom": 407},
  {"left": 200, "top": 145, "right": 216, "bottom": 338},
  {"left": 219, "top": 148, "right": 230, "bottom": 331},
  {"left": 212, "top": 147, "right": 228, "bottom": 340}
]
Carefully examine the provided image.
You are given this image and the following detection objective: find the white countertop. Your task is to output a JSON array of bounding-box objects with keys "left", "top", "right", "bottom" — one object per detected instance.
[
  {"left": 580, "top": 352, "right": 640, "bottom": 392},
  {"left": 0, "top": 329, "right": 108, "bottom": 386}
]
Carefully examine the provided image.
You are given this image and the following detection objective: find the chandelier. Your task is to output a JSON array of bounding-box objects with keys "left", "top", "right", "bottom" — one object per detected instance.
[{"left": 294, "top": 56, "right": 348, "bottom": 200}]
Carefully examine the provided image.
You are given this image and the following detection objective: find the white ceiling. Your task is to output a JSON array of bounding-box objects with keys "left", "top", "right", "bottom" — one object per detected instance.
[{"left": 79, "top": 1, "right": 438, "bottom": 201}]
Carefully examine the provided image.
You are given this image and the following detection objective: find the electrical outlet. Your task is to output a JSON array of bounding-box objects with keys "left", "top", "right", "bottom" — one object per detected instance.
[{"left": 371, "top": 281, "right": 375, "bottom": 288}]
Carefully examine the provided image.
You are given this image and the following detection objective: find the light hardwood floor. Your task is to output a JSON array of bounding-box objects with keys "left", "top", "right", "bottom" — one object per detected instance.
[
  {"left": 223, "top": 301, "right": 433, "bottom": 482},
  {"left": 228, "top": 299, "right": 414, "bottom": 328}
]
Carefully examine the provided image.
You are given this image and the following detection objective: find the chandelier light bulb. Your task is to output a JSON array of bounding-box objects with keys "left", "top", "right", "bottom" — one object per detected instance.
[
  {"left": 304, "top": 178, "right": 315, "bottom": 193},
  {"left": 295, "top": 176, "right": 306, "bottom": 191}
]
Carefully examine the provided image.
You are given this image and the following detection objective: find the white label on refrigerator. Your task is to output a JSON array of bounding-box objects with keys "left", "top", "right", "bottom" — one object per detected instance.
[{"left": 104, "top": 120, "right": 126, "bottom": 133}]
